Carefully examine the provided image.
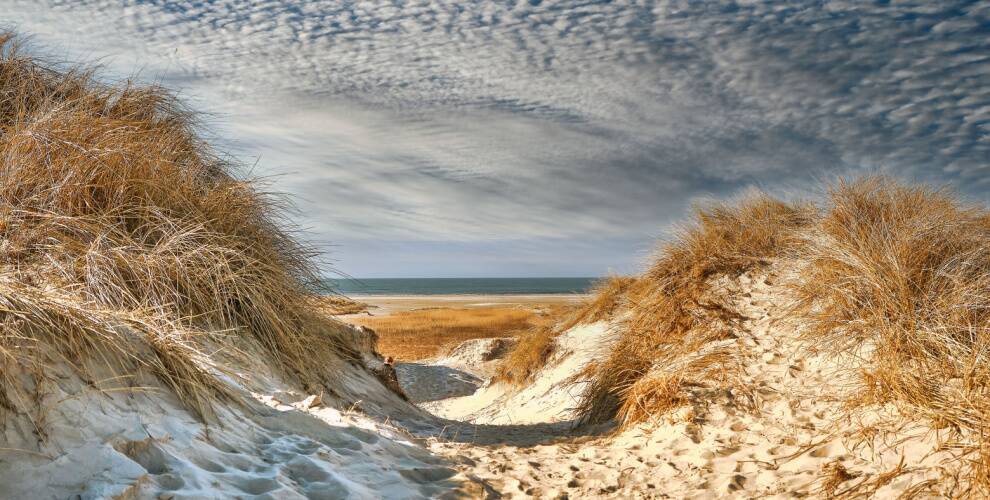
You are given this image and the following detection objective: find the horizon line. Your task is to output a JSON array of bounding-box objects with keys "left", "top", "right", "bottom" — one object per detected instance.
[{"left": 323, "top": 276, "right": 605, "bottom": 280}]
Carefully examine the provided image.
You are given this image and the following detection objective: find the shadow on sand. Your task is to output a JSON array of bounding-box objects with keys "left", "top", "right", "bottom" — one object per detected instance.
[
  {"left": 418, "top": 416, "right": 616, "bottom": 447},
  {"left": 389, "top": 361, "right": 615, "bottom": 448},
  {"left": 395, "top": 362, "right": 484, "bottom": 403}
]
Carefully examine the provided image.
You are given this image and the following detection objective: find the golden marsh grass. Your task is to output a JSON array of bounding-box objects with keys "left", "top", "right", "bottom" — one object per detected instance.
[{"left": 349, "top": 305, "right": 569, "bottom": 360}]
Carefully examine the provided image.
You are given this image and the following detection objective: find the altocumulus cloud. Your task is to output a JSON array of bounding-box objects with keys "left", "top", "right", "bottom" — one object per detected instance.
[{"left": 1, "top": 0, "right": 988, "bottom": 277}]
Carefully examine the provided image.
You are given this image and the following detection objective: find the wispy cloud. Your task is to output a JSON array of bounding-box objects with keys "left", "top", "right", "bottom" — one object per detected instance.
[{"left": 2, "top": 0, "right": 988, "bottom": 276}]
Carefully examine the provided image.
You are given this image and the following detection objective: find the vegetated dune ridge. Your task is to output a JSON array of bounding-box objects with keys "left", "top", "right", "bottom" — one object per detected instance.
[
  {"left": 0, "top": 35, "right": 477, "bottom": 499},
  {"left": 426, "top": 179, "right": 990, "bottom": 498}
]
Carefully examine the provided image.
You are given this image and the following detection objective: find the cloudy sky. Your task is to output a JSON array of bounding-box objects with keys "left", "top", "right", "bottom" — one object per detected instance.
[{"left": 3, "top": 1, "right": 989, "bottom": 277}]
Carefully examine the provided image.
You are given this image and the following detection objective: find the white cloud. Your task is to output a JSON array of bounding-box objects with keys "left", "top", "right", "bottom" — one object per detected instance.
[{"left": 1, "top": 0, "right": 988, "bottom": 276}]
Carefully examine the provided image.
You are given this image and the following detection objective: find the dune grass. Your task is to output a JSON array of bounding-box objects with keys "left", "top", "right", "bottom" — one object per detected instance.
[
  {"left": 494, "top": 322, "right": 560, "bottom": 385},
  {"left": 577, "top": 193, "right": 816, "bottom": 425},
  {"left": 564, "top": 177, "right": 990, "bottom": 492},
  {"left": 496, "top": 276, "right": 636, "bottom": 385},
  {"left": 349, "top": 306, "right": 564, "bottom": 360},
  {"left": 0, "top": 33, "right": 357, "bottom": 423},
  {"left": 792, "top": 178, "right": 990, "bottom": 494}
]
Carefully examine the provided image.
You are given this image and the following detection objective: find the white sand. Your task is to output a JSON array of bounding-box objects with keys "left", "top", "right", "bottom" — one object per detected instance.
[
  {"left": 0, "top": 328, "right": 476, "bottom": 499},
  {"left": 424, "top": 322, "right": 613, "bottom": 425}
]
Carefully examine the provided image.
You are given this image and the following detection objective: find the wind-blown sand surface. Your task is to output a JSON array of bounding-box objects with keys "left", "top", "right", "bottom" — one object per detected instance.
[
  {"left": 10, "top": 272, "right": 957, "bottom": 498},
  {"left": 0, "top": 326, "right": 484, "bottom": 499}
]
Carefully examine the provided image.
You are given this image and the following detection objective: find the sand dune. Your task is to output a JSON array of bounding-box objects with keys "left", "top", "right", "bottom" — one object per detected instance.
[
  {"left": 0, "top": 329, "right": 481, "bottom": 499},
  {"left": 17, "top": 264, "right": 950, "bottom": 498}
]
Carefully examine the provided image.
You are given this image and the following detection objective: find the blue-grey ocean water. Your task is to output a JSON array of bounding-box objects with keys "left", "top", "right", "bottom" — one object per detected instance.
[{"left": 321, "top": 277, "right": 598, "bottom": 295}]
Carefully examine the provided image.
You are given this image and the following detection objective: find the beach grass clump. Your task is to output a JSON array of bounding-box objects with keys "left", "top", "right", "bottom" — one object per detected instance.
[
  {"left": 0, "top": 33, "right": 357, "bottom": 422},
  {"left": 494, "top": 322, "right": 559, "bottom": 385},
  {"left": 0, "top": 276, "right": 238, "bottom": 423},
  {"left": 496, "top": 276, "right": 636, "bottom": 385},
  {"left": 792, "top": 177, "right": 990, "bottom": 493},
  {"left": 578, "top": 193, "right": 815, "bottom": 426},
  {"left": 316, "top": 295, "right": 371, "bottom": 316},
  {"left": 557, "top": 275, "right": 639, "bottom": 332}
]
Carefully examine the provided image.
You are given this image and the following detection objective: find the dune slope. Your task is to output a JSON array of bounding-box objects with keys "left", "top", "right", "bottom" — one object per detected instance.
[{"left": 0, "top": 35, "right": 482, "bottom": 499}]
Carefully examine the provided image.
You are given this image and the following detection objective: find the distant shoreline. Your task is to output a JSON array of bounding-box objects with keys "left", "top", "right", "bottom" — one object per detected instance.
[
  {"left": 339, "top": 293, "right": 588, "bottom": 316},
  {"left": 345, "top": 293, "right": 589, "bottom": 298},
  {"left": 323, "top": 277, "right": 601, "bottom": 296}
]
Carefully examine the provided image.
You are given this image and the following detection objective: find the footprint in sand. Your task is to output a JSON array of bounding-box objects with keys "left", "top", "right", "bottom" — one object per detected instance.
[
  {"left": 191, "top": 457, "right": 227, "bottom": 474},
  {"left": 113, "top": 438, "right": 170, "bottom": 475},
  {"left": 285, "top": 455, "right": 333, "bottom": 484},
  {"left": 398, "top": 466, "right": 458, "bottom": 482},
  {"left": 231, "top": 476, "right": 282, "bottom": 495}
]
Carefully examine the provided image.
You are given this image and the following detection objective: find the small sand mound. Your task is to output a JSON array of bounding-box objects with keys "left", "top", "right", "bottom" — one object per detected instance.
[
  {"left": 388, "top": 337, "right": 516, "bottom": 404},
  {"left": 442, "top": 337, "right": 517, "bottom": 364},
  {"left": 437, "top": 337, "right": 517, "bottom": 376}
]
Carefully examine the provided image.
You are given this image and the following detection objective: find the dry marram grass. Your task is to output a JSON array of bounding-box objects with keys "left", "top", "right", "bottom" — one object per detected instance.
[
  {"left": 578, "top": 193, "right": 815, "bottom": 425},
  {"left": 0, "top": 34, "right": 358, "bottom": 425},
  {"left": 792, "top": 178, "right": 990, "bottom": 496},
  {"left": 496, "top": 276, "right": 634, "bottom": 385},
  {"left": 494, "top": 323, "right": 559, "bottom": 385}
]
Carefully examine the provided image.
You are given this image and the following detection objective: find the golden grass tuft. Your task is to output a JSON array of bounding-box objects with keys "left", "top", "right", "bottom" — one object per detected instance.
[
  {"left": 315, "top": 295, "right": 371, "bottom": 316},
  {"left": 0, "top": 33, "right": 358, "bottom": 424},
  {"left": 496, "top": 276, "right": 634, "bottom": 385},
  {"left": 792, "top": 177, "right": 990, "bottom": 495},
  {"left": 578, "top": 192, "right": 815, "bottom": 425},
  {"left": 494, "top": 322, "right": 559, "bottom": 385},
  {"left": 349, "top": 306, "right": 554, "bottom": 360},
  {"left": 558, "top": 275, "right": 638, "bottom": 332}
]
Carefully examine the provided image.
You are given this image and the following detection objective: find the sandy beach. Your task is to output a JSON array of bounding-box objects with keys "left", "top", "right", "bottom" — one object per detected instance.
[{"left": 344, "top": 294, "right": 588, "bottom": 316}]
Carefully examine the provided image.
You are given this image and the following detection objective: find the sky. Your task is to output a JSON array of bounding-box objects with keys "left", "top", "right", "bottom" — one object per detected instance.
[{"left": 2, "top": 1, "right": 989, "bottom": 278}]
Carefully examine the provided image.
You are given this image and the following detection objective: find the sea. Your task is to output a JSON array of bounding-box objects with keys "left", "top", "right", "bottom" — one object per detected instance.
[{"left": 320, "top": 277, "right": 599, "bottom": 295}]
